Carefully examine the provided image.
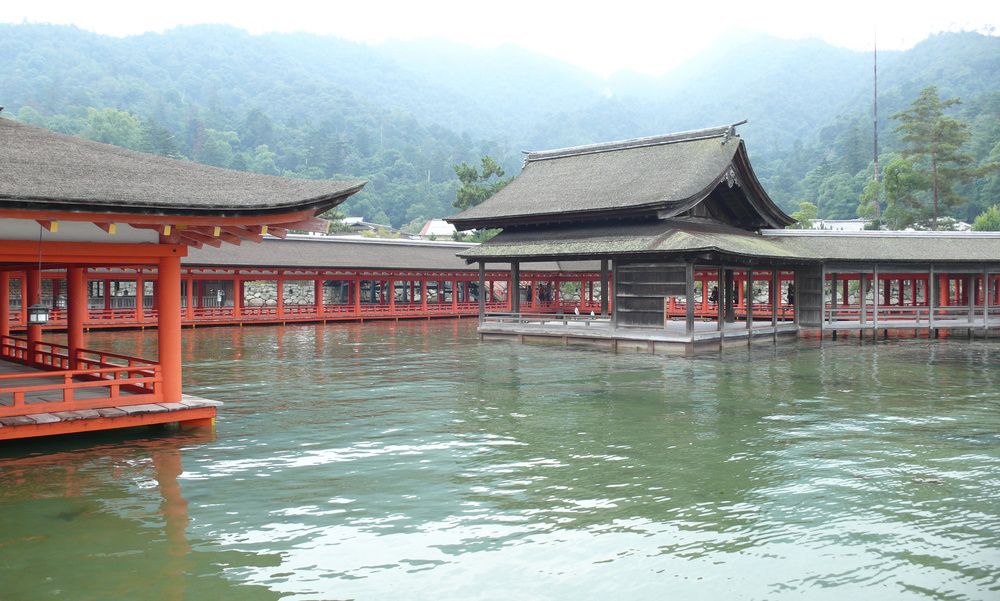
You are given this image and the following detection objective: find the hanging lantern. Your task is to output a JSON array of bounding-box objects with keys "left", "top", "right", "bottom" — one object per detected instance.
[{"left": 27, "top": 303, "right": 50, "bottom": 325}]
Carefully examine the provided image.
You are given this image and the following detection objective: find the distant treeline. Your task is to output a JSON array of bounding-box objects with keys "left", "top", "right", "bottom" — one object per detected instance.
[{"left": 3, "top": 23, "right": 999, "bottom": 226}]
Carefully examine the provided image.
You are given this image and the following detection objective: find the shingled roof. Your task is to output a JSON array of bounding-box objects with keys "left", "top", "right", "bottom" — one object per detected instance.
[
  {"left": 446, "top": 124, "right": 794, "bottom": 230},
  {"left": 183, "top": 235, "right": 599, "bottom": 273},
  {"left": 0, "top": 118, "right": 365, "bottom": 218},
  {"left": 458, "top": 219, "right": 803, "bottom": 263}
]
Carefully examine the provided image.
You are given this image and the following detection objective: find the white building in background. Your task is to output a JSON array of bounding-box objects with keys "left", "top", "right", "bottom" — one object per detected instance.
[
  {"left": 418, "top": 219, "right": 458, "bottom": 239},
  {"left": 808, "top": 218, "right": 869, "bottom": 231}
]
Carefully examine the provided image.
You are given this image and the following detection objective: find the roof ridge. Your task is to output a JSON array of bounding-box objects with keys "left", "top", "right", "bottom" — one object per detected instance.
[{"left": 523, "top": 121, "right": 747, "bottom": 163}]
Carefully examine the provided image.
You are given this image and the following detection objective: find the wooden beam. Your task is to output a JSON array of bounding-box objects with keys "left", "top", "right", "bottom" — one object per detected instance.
[
  {"left": 178, "top": 231, "right": 221, "bottom": 248},
  {"left": 220, "top": 226, "right": 264, "bottom": 243},
  {"left": 272, "top": 216, "right": 331, "bottom": 234},
  {"left": 36, "top": 220, "right": 58, "bottom": 232},
  {"left": 95, "top": 223, "right": 117, "bottom": 234}
]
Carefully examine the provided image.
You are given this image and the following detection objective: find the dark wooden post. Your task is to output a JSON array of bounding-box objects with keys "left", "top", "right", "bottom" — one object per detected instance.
[
  {"left": 771, "top": 269, "right": 778, "bottom": 342},
  {"left": 746, "top": 268, "right": 754, "bottom": 339},
  {"left": 724, "top": 269, "right": 735, "bottom": 323},
  {"left": 600, "top": 259, "right": 609, "bottom": 315},
  {"left": 511, "top": 262, "right": 520, "bottom": 314},
  {"left": 685, "top": 261, "right": 695, "bottom": 339},
  {"left": 478, "top": 263, "right": 486, "bottom": 325},
  {"left": 872, "top": 264, "right": 880, "bottom": 335}
]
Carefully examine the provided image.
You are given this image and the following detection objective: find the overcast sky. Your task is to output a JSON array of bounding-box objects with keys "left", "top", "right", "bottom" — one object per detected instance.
[{"left": 5, "top": 1, "right": 997, "bottom": 77}]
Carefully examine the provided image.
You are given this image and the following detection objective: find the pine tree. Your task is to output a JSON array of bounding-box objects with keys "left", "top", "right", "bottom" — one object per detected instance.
[{"left": 892, "top": 86, "right": 975, "bottom": 230}]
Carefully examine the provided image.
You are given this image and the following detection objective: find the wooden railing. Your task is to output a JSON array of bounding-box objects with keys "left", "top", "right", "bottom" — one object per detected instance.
[{"left": 0, "top": 335, "right": 162, "bottom": 416}]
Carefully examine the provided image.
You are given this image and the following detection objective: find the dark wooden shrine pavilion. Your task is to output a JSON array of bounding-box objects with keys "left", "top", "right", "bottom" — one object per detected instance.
[{"left": 447, "top": 124, "right": 1000, "bottom": 353}]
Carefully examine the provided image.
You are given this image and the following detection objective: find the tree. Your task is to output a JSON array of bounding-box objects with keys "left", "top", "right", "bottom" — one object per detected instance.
[
  {"left": 881, "top": 157, "right": 923, "bottom": 230},
  {"left": 452, "top": 156, "right": 512, "bottom": 211},
  {"left": 893, "top": 86, "right": 978, "bottom": 230},
  {"left": 972, "top": 205, "right": 1000, "bottom": 231},
  {"left": 787, "top": 202, "right": 817, "bottom": 229},
  {"left": 139, "top": 117, "right": 182, "bottom": 158}
]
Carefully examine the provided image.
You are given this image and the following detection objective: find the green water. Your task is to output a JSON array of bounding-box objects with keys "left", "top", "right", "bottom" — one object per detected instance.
[{"left": 1, "top": 320, "right": 999, "bottom": 600}]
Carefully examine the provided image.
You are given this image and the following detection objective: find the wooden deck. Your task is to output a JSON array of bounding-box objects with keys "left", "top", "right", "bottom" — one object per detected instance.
[
  {"left": 479, "top": 313, "right": 800, "bottom": 355},
  {"left": 0, "top": 359, "right": 221, "bottom": 441}
]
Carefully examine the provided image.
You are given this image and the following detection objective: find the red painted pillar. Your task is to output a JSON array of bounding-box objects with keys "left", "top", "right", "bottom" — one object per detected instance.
[
  {"left": 136, "top": 274, "right": 144, "bottom": 322},
  {"left": 353, "top": 277, "right": 362, "bottom": 315},
  {"left": 276, "top": 274, "right": 285, "bottom": 318},
  {"left": 233, "top": 278, "right": 242, "bottom": 319},
  {"left": 157, "top": 254, "right": 182, "bottom": 403},
  {"left": 25, "top": 268, "right": 41, "bottom": 364},
  {"left": 389, "top": 279, "right": 396, "bottom": 314},
  {"left": 67, "top": 267, "right": 87, "bottom": 369},
  {"left": 0, "top": 272, "right": 8, "bottom": 342},
  {"left": 420, "top": 280, "right": 427, "bottom": 313},
  {"left": 451, "top": 280, "right": 458, "bottom": 312},
  {"left": 315, "top": 278, "right": 324, "bottom": 316},
  {"left": 185, "top": 276, "right": 194, "bottom": 320},
  {"left": 20, "top": 275, "right": 29, "bottom": 327}
]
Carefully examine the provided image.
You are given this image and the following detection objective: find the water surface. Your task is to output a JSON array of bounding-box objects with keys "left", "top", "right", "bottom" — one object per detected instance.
[{"left": 1, "top": 320, "right": 998, "bottom": 600}]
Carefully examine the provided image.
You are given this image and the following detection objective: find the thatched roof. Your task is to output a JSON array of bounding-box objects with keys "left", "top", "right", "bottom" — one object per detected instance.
[
  {"left": 0, "top": 118, "right": 365, "bottom": 218},
  {"left": 766, "top": 230, "right": 1000, "bottom": 266},
  {"left": 458, "top": 221, "right": 1000, "bottom": 267},
  {"left": 446, "top": 124, "right": 794, "bottom": 230},
  {"left": 459, "top": 219, "right": 802, "bottom": 263},
  {"left": 183, "top": 235, "right": 599, "bottom": 273}
]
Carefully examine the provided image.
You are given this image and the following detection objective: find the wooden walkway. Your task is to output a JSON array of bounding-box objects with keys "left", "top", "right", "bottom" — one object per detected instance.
[{"left": 0, "top": 359, "right": 221, "bottom": 439}]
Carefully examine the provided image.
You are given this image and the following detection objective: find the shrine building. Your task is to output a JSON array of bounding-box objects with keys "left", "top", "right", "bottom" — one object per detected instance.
[{"left": 446, "top": 124, "right": 1000, "bottom": 354}]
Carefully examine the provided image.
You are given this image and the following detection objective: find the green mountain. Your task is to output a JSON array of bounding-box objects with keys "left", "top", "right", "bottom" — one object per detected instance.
[{"left": 2, "top": 23, "right": 998, "bottom": 225}]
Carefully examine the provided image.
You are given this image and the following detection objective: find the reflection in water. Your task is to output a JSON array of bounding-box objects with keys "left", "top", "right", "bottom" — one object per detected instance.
[{"left": 1, "top": 321, "right": 999, "bottom": 600}]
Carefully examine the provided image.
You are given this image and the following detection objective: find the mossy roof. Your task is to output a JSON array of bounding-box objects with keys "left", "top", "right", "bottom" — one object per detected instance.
[{"left": 0, "top": 118, "right": 365, "bottom": 218}]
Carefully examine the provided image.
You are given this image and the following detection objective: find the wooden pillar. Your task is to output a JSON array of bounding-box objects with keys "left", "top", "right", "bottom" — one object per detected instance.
[
  {"left": 610, "top": 259, "right": 618, "bottom": 330},
  {"left": 746, "top": 269, "right": 754, "bottom": 335},
  {"left": 830, "top": 273, "right": 838, "bottom": 328},
  {"left": 724, "top": 269, "right": 735, "bottom": 323},
  {"left": 928, "top": 266, "right": 936, "bottom": 331},
  {"left": 25, "top": 268, "right": 41, "bottom": 363},
  {"left": 389, "top": 278, "right": 396, "bottom": 313},
  {"left": 771, "top": 269, "right": 778, "bottom": 342},
  {"left": 968, "top": 274, "right": 976, "bottom": 324},
  {"left": 872, "top": 264, "right": 880, "bottom": 334},
  {"left": 21, "top": 275, "right": 30, "bottom": 326},
  {"left": 135, "top": 273, "right": 144, "bottom": 322},
  {"left": 983, "top": 267, "right": 990, "bottom": 332},
  {"left": 315, "top": 279, "right": 324, "bottom": 315},
  {"left": 0, "top": 272, "right": 9, "bottom": 340},
  {"left": 233, "top": 278, "right": 243, "bottom": 319},
  {"left": 353, "top": 277, "right": 362, "bottom": 315},
  {"left": 511, "top": 262, "right": 520, "bottom": 314},
  {"left": 717, "top": 268, "right": 725, "bottom": 332},
  {"left": 600, "top": 259, "right": 609, "bottom": 315},
  {"left": 67, "top": 267, "right": 87, "bottom": 369},
  {"left": 478, "top": 263, "right": 486, "bottom": 325},
  {"left": 185, "top": 275, "right": 194, "bottom": 320},
  {"left": 451, "top": 279, "right": 458, "bottom": 311},
  {"left": 157, "top": 254, "right": 183, "bottom": 404},
  {"left": 860, "top": 273, "right": 868, "bottom": 329},
  {"left": 530, "top": 280, "right": 537, "bottom": 310},
  {"left": 685, "top": 261, "right": 695, "bottom": 339},
  {"left": 276, "top": 274, "right": 285, "bottom": 318}
]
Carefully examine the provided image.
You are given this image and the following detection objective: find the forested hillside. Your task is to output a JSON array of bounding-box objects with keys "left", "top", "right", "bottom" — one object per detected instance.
[{"left": 2, "top": 23, "right": 998, "bottom": 227}]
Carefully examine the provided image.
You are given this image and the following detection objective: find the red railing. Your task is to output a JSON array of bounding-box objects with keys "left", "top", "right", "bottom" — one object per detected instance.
[{"left": 0, "top": 335, "right": 162, "bottom": 417}]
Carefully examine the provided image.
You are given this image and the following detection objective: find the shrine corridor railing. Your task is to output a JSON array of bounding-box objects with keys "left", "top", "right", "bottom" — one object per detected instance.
[{"left": 0, "top": 335, "right": 162, "bottom": 417}]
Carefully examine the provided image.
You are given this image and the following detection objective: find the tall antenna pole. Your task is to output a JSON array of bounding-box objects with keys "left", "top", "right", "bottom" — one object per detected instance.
[{"left": 873, "top": 29, "right": 881, "bottom": 219}]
